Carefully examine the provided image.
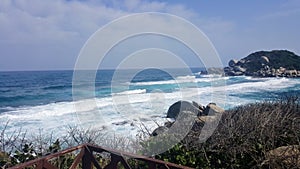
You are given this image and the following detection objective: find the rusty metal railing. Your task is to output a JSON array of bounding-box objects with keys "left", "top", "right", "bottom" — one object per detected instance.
[{"left": 9, "top": 143, "right": 193, "bottom": 169}]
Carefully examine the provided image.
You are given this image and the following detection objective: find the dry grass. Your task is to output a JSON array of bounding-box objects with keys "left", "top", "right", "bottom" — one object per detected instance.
[{"left": 180, "top": 96, "right": 300, "bottom": 168}]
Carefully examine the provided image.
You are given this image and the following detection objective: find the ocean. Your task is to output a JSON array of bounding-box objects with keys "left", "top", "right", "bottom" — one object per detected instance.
[{"left": 1, "top": 68, "right": 300, "bottom": 138}]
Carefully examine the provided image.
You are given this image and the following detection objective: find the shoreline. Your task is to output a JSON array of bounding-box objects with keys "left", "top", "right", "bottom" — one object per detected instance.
[{"left": 1, "top": 96, "right": 299, "bottom": 168}]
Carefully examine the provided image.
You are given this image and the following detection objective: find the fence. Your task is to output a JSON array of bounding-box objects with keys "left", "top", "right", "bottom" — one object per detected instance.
[{"left": 9, "top": 143, "right": 192, "bottom": 169}]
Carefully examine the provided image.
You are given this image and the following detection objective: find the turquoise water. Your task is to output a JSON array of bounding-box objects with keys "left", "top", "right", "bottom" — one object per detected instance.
[{"left": 1, "top": 68, "right": 300, "bottom": 137}]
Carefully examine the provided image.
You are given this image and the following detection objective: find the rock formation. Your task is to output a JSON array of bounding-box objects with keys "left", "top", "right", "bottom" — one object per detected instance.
[
  {"left": 153, "top": 101, "right": 224, "bottom": 136},
  {"left": 166, "top": 101, "right": 204, "bottom": 119},
  {"left": 203, "top": 103, "right": 225, "bottom": 115},
  {"left": 224, "top": 50, "right": 300, "bottom": 77}
]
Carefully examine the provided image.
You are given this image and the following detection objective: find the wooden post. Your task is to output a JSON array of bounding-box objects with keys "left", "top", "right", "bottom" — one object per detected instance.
[{"left": 82, "top": 147, "right": 92, "bottom": 169}]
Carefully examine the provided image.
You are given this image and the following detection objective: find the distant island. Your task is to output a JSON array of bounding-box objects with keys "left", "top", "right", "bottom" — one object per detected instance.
[{"left": 224, "top": 50, "right": 300, "bottom": 77}]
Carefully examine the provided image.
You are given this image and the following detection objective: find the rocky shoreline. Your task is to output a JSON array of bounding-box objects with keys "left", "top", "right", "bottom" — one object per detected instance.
[
  {"left": 223, "top": 50, "right": 300, "bottom": 78},
  {"left": 224, "top": 58, "right": 300, "bottom": 78}
]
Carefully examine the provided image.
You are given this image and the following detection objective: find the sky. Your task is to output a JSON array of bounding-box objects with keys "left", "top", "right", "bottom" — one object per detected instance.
[{"left": 0, "top": 0, "right": 300, "bottom": 71}]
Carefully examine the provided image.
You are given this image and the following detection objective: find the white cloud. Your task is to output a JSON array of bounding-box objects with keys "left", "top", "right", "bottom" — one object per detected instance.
[
  {"left": 0, "top": 0, "right": 202, "bottom": 43},
  {"left": 1, "top": 0, "right": 299, "bottom": 71},
  {"left": 0, "top": 0, "right": 239, "bottom": 70},
  {"left": 0, "top": 0, "right": 129, "bottom": 44}
]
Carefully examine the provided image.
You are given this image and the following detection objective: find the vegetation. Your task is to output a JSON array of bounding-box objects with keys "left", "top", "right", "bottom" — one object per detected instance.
[
  {"left": 244, "top": 50, "right": 300, "bottom": 71},
  {"left": 156, "top": 96, "right": 300, "bottom": 168},
  {"left": 0, "top": 96, "right": 299, "bottom": 168}
]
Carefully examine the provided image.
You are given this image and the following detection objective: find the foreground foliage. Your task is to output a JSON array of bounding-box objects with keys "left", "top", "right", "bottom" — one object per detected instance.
[
  {"left": 156, "top": 96, "right": 300, "bottom": 168},
  {"left": 0, "top": 96, "right": 299, "bottom": 168}
]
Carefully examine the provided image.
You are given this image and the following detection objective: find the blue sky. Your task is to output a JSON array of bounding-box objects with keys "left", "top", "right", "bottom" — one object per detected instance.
[{"left": 0, "top": 0, "right": 300, "bottom": 70}]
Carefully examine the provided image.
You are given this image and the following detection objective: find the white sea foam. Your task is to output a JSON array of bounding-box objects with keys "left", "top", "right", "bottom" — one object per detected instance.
[
  {"left": 176, "top": 75, "right": 196, "bottom": 80},
  {"left": 0, "top": 77, "right": 299, "bottom": 138},
  {"left": 112, "top": 89, "right": 147, "bottom": 95},
  {"left": 226, "top": 77, "right": 292, "bottom": 92},
  {"left": 130, "top": 75, "right": 229, "bottom": 86},
  {"left": 200, "top": 74, "right": 223, "bottom": 78},
  {"left": 193, "top": 72, "right": 202, "bottom": 75}
]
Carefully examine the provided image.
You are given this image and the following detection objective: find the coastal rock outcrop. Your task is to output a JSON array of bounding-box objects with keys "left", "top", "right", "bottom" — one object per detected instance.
[
  {"left": 166, "top": 101, "right": 203, "bottom": 119},
  {"left": 153, "top": 101, "right": 224, "bottom": 136},
  {"left": 224, "top": 50, "right": 300, "bottom": 77},
  {"left": 229, "top": 59, "right": 239, "bottom": 67}
]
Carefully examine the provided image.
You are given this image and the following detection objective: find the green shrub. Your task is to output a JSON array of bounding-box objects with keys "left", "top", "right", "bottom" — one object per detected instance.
[{"left": 155, "top": 96, "right": 300, "bottom": 168}]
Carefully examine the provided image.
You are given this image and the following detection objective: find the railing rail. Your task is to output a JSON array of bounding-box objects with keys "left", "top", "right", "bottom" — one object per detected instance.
[{"left": 9, "top": 144, "right": 193, "bottom": 169}]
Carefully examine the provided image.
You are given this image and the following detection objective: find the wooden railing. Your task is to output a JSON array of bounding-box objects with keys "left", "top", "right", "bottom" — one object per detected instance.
[{"left": 9, "top": 144, "right": 193, "bottom": 169}]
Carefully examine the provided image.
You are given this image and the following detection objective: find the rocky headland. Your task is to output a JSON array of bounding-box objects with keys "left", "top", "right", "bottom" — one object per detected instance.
[{"left": 224, "top": 50, "right": 300, "bottom": 77}]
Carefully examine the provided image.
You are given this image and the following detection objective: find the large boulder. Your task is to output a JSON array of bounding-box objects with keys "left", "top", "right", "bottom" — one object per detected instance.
[
  {"left": 265, "top": 145, "right": 300, "bottom": 167},
  {"left": 233, "top": 66, "right": 246, "bottom": 73},
  {"left": 223, "top": 66, "right": 232, "bottom": 72},
  {"left": 229, "top": 59, "right": 239, "bottom": 67},
  {"left": 285, "top": 69, "right": 298, "bottom": 77},
  {"left": 203, "top": 103, "right": 225, "bottom": 115},
  {"left": 166, "top": 101, "right": 202, "bottom": 119},
  {"left": 192, "top": 101, "right": 205, "bottom": 112},
  {"left": 261, "top": 56, "right": 269, "bottom": 64}
]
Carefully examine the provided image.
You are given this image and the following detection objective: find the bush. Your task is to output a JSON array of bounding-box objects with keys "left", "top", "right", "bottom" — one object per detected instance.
[
  {"left": 156, "top": 96, "right": 300, "bottom": 168},
  {"left": 0, "top": 125, "right": 140, "bottom": 168}
]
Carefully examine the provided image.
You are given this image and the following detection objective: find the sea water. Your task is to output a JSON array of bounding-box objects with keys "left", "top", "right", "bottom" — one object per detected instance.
[{"left": 0, "top": 68, "right": 300, "bottom": 138}]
